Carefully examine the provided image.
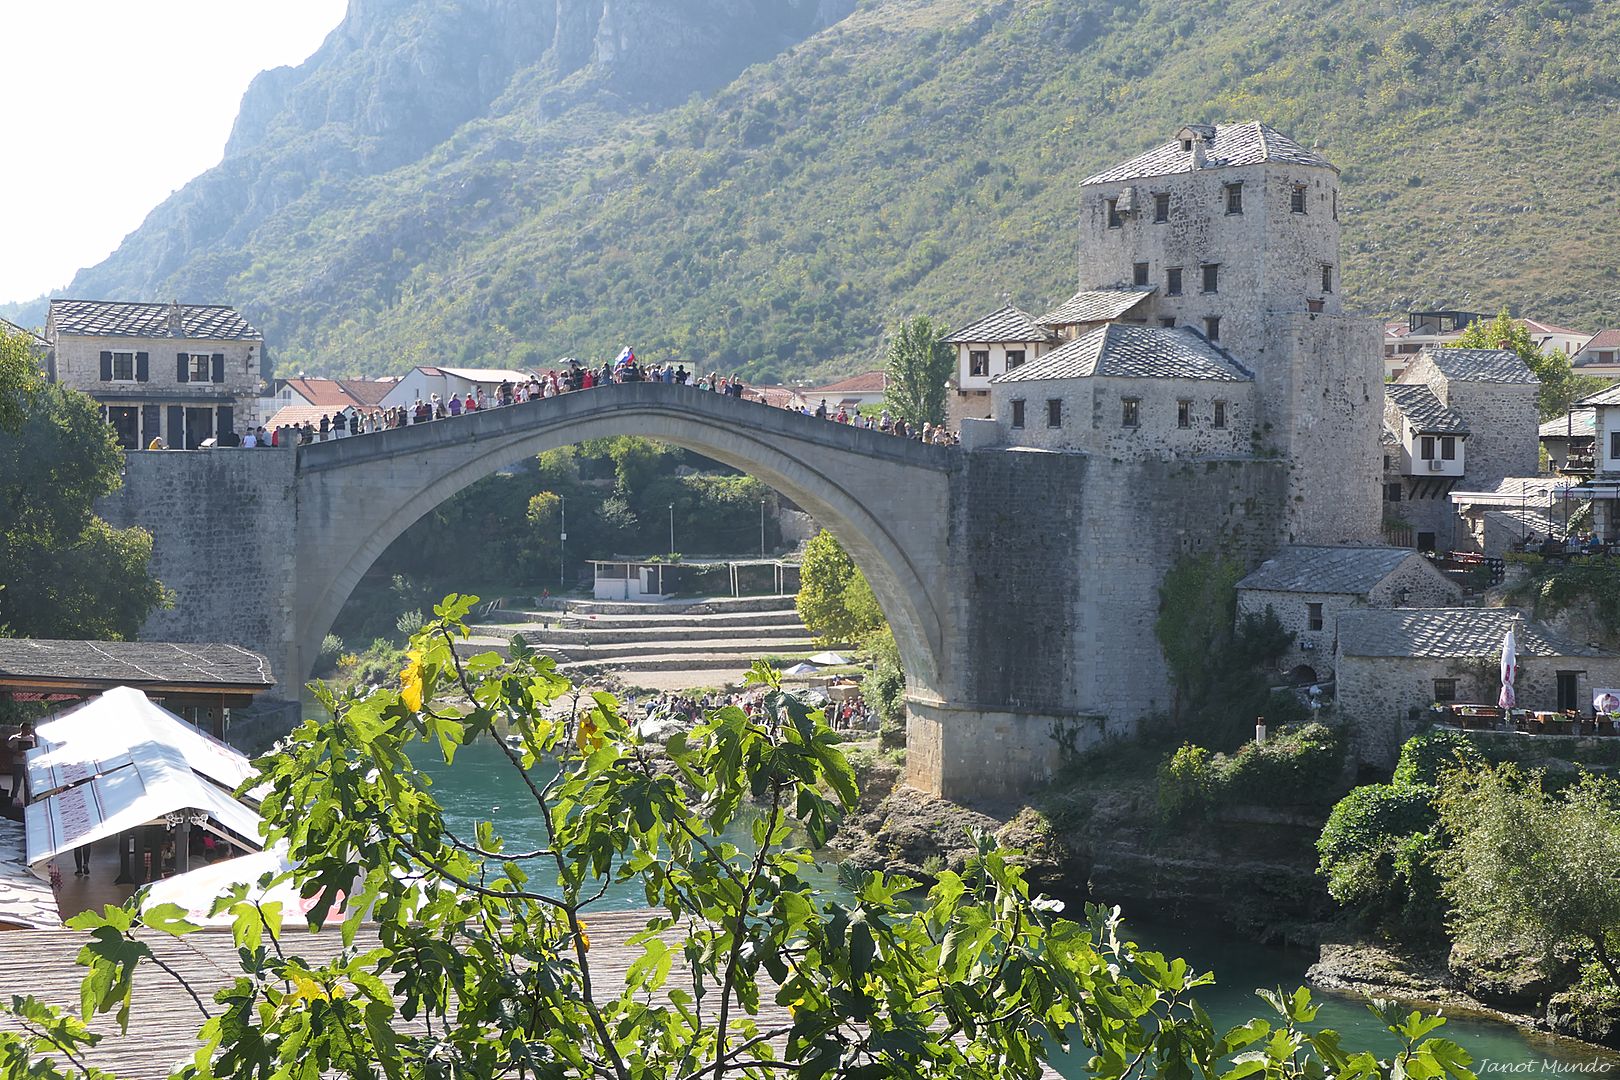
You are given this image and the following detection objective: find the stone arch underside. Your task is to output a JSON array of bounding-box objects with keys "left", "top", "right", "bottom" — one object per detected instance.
[{"left": 291, "top": 399, "right": 956, "bottom": 705}]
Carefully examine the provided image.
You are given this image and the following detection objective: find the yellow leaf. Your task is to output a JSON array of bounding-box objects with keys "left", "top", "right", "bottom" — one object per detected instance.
[
  {"left": 575, "top": 716, "right": 600, "bottom": 753},
  {"left": 399, "top": 649, "right": 425, "bottom": 711},
  {"left": 577, "top": 917, "right": 590, "bottom": 952}
]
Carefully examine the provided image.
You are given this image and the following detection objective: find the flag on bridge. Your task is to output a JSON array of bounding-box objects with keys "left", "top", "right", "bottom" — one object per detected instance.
[{"left": 614, "top": 347, "right": 635, "bottom": 368}]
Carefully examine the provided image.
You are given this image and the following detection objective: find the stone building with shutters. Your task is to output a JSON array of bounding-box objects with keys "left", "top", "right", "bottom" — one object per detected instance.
[{"left": 44, "top": 299, "right": 264, "bottom": 450}]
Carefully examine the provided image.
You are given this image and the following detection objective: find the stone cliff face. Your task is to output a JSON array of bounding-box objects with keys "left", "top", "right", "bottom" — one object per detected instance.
[{"left": 68, "top": 0, "right": 854, "bottom": 303}]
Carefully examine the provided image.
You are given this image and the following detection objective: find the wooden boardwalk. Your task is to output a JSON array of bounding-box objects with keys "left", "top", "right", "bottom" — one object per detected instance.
[{"left": 0, "top": 909, "right": 1064, "bottom": 1078}]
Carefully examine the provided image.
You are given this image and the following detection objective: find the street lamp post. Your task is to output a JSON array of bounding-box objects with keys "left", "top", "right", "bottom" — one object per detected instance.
[
  {"left": 760, "top": 499, "right": 766, "bottom": 558},
  {"left": 668, "top": 503, "right": 675, "bottom": 556},
  {"left": 559, "top": 494, "right": 567, "bottom": 590}
]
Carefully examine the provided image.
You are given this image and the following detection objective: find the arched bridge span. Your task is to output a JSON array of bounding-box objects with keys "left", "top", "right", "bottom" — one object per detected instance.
[{"left": 292, "top": 384, "right": 958, "bottom": 708}]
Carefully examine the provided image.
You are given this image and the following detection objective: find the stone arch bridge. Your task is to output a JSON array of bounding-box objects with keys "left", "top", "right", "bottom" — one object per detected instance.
[{"left": 97, "top": 382, "right": 1214, "bottom": 799}]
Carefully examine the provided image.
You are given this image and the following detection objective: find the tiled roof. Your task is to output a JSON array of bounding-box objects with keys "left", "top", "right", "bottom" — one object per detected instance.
[
  {"left": 993, "top": 323, "right": 1251, "bottom": 383},
  {"left": 1539, "top": 409, "right": 1595, "bottom": 438},
  {"left": 811, "top": 371, "right": 886, "bottom": 394},
  {"left": 1080, "top": 122, "right": 1336, "bottom": 185},
  {"left": 339, "top": 378, "right": 397, "bottom": 406},
  {"left": 0, "top": 639, "right": 275, "bottom": 689},
  {"left": 1385, "top": 383, "right": 1469, "bottom": 435},
  {"left": 266, "top": 405, "right": 381, "bottom": 430},
  {"left": 1518, "top": 318, "right": 1588, "bottom": 337},
  {"left": 285, "top": 377, "right": 359, "bottom": 407},
  {"left": 1238, "top": 545, "right": 1422, "bottom": 595},
  {"left": 1337, "top": 608, "right": 1611, "bottom": 659},
  {"left": 1037, "top": 286, "right": 1156, "bottom": 326},
  {"left": 944, "top": 306, "right": 1055, "bottom": 345},
  {"left": 0, "top": 316, "right": 44, "bottom": 346},
  {"left": 1579, "top": 383, "right": 1620, "bottom": 408},
  {"left": 48, "top": 299, "right": 262, "bottom": 341},
  {"left": 433, "top": 366, "right": 533, "bottom": 382},
  {"left": 1423, "top": 346, "right": 1537, "bottom": 384},
  {"left": 1577, "top": 328, "right": 1620, "bottom": 353}
]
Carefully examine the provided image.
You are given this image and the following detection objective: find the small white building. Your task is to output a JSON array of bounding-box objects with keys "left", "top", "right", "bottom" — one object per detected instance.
[
  {"left": 944, "top": 306, "right": 1055, "bottom": 424},
  {"left": 806, "top": 371, "right": 886, "bottom": 412},
  {"left": 1573, "top": 329, "right": 1620, "bottom": 378},
  {"left": 380, "top": 366, "right": 533, "bottom": 410}
]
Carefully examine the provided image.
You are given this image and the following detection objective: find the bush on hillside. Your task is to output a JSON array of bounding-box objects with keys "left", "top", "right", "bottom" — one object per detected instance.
[
  {"left": 1392, "top": 727, "right": 1485, "bottom": 788},
  {"left": 1317, "top": 782, "right": 1445, "bottom": 939},
  {"left": 1158, "top": 722, "right": 1344, "bottom": 821}
]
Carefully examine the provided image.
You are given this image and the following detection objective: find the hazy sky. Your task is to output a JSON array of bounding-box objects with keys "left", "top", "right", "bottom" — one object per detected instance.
[{"left": 0, "top": 0, "right": 347, "bottom": 306}]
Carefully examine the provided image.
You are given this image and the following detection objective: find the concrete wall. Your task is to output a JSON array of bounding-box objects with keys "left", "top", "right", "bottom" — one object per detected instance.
[
  {"left": 96, "top": 445, "right": 298, "bottom": 699},
  {"left": 991, "top": 374, "right": 1255, "bottom": 458},
  {"left": 1337, "top": 651, "right": 1620, "bottom": 767}
]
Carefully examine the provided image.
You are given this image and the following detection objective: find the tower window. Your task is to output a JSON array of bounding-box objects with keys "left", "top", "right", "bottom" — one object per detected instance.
[
  {"left": 1291, "top": 184, "right": 1307, "bottom": 213},
  {"left": 1201, "top": 263, "right": 1219, "bottom": 293},
  {"left": 1133, "top": 262, "right": 1149, "bottom": 286},
  {"left": 1322, "top": 265, "right": 1333, "bottom": 293},
  {"left": 1177, "top": 400, "right": 1191, "bottom": 428},
  {"left": 1161, "top": 317, "right": 1177, "bottom": 328},
  {"left": 1166, "top": 267, "right": 1183, "bottom": 296},
  {"left": 1047, "top": 398, "right": 1063, "bottom": 428},
  {"left": 1307, "top": 298, "right": 1325, "bottom": 314},
  {"left": 1204, "top": 316, "right": 1221, "bottom": 340},
  {"left": 1121, "top": 398, "right": 1140, "bottom": 428},
  {"left": 1307, "top": 603, "right": 1324, "bottom": 632},
  {"left": 1106, "top": 198, "right": 1121, "bottom": 228},
  {"left": 1153, "top": 192, "right": 1170, "bottom": 222},
  {"left": 1332, "top": 189, "right": 1338, "bottom": 220},
  {"left": 1010, "top": 399, "right": 1025, "bottom": 429},
  {"left": 1225, "top": 182, "right": 1243, "bottom": 214},
  {"left": 1212, "top": 400, "right": 1227, "bottom": 428}
]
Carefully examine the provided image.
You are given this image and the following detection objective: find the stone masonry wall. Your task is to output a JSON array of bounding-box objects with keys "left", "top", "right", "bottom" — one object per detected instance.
[
  {"left": 1337, "top": 652, "right": 1620, "bottom": 767},
  {"left": 992, "top": 374, "right": 1255, "bottom": 458},
  {"left": 1078, "top": 162, "right": 1342, "bottom": 364},
  {"left": 96, "top": 446, "right": 299, "bottom": 697}
]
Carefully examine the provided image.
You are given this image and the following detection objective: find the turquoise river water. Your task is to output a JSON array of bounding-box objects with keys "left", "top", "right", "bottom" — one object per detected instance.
[{"left": 411, "top": 738, "right": 1618, "bottom": 1077}]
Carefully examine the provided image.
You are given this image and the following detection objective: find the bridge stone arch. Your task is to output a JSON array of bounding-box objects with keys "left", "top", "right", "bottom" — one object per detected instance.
[{"left": 291, "top": 384, "right": 956, "bottom": 712}]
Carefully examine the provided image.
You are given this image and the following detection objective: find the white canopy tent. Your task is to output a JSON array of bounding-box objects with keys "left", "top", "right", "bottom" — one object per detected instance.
[
  {"left": 25, "top": 740, "right": 264, "bottom": 869},
  {"left": 28, "top": 685, "right": 255, "bottom": 802},
  {"left": 139, "top": 843, "right": 354, "bottom": 929}
]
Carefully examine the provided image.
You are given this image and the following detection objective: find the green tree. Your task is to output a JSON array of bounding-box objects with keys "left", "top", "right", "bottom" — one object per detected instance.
[
  {"left": 882, "top": 315, "right": 953, "bottom": 427},
  {"left": 0, "top": 383, "right": 167, "bottom": 639},
  {"left": 1438, "top": 764, "right": 1620, "bottom": 986},
  {"left": 796, "top": 529, "right": 883, "bottom": 645},
  {"left": 0, "top": 326, "right": 42, "bottom": 434},
  {"left": 1451, "top": 308, "right": 1605, "bottom": 421},
  {"left": 22, "top": 596, "right": 1482, "bottom": 1080}
]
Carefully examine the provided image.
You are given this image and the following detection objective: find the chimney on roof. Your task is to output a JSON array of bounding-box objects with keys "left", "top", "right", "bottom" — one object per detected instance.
[
  {"left": 1176, "top": 125, "right": 1212, "bottom": 170},
  {"left": 167, "top": 299, "right": 183, "bottom": 336}
]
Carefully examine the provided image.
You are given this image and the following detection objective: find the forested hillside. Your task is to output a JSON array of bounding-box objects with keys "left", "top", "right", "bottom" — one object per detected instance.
[{"left": 21, "top": 0, "right": 1620, "bottom": 383}]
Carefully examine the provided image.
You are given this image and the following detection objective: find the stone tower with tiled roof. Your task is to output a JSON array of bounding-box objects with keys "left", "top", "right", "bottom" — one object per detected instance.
[{"left": 1064, "top": 121, "right": 1383, "bottom": 545}]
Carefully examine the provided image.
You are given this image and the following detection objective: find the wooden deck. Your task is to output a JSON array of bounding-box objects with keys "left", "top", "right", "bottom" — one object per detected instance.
[{"left": 0, "top": 908, "right": 1064, "bottom": 1077}]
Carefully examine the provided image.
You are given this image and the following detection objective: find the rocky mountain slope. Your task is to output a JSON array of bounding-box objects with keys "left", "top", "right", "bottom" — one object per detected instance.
[{"left": 23, "top": 0, "right": 1620, "bottom": 381}]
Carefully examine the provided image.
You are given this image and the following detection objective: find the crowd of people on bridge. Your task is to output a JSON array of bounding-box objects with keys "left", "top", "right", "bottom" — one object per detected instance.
[{"left": 246, "top": 348, "right": 956, "bottom": 448}]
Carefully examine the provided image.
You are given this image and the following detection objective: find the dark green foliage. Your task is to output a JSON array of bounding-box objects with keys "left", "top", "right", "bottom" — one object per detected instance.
[
  {"left": 1508, "top": 557, "right": 1620, "bottom": 638},
  {"left": 1155, "top": 556, "right": 1298, "bottom": 746},
  {"left": 1392, "top": 727, "right": 1486, "bottom": 788},
  {"left": 0, "top": 382, "right": 166, "bottom": 640},
  {"left": 1159, "top": 723, "right": 1345, "bottom": 820},
  {"left": 866, "top": 625, "right": 908, "bottom": 749},
  {"left": 1317, "top": 783, "right": 1443, "bottom": 927},
  {"left": 882, "top": 315, "right": 953, "bottom": 427},
  {"left": 0, "top": 326, "right": 42, "bottom": 434}
]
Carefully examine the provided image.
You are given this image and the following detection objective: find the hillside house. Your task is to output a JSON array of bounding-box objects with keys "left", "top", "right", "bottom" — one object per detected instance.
[
  {"left": 45, "top": 299, "right": 264, "bottom": 450},
  {"left": 945, "top": 306, "right": 1055, "bottom": 424},
  {"left": 1382, "top": 310, "right": 1483, "bottom": 379},
  {"left": 380, "top": 366, "right": 533, "bottom": 410},
  {"left": 1335, "top": 607, "right": 1620, "bottom": 766},
  {"left": 1382, "top": 346, "right": 1539, "bottom": 552},
  {"left": 262, "top": 375, "right": 395, "bottom": 431},
  {"left": 1236, "top": 545, "right": 1461, "bottom": 684},
  {"left": 1573, "top": 329, "right": 1620, "bottom": 378},
  {"left": 806, "top": 371, "right": 887, "bottom": 412}
]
